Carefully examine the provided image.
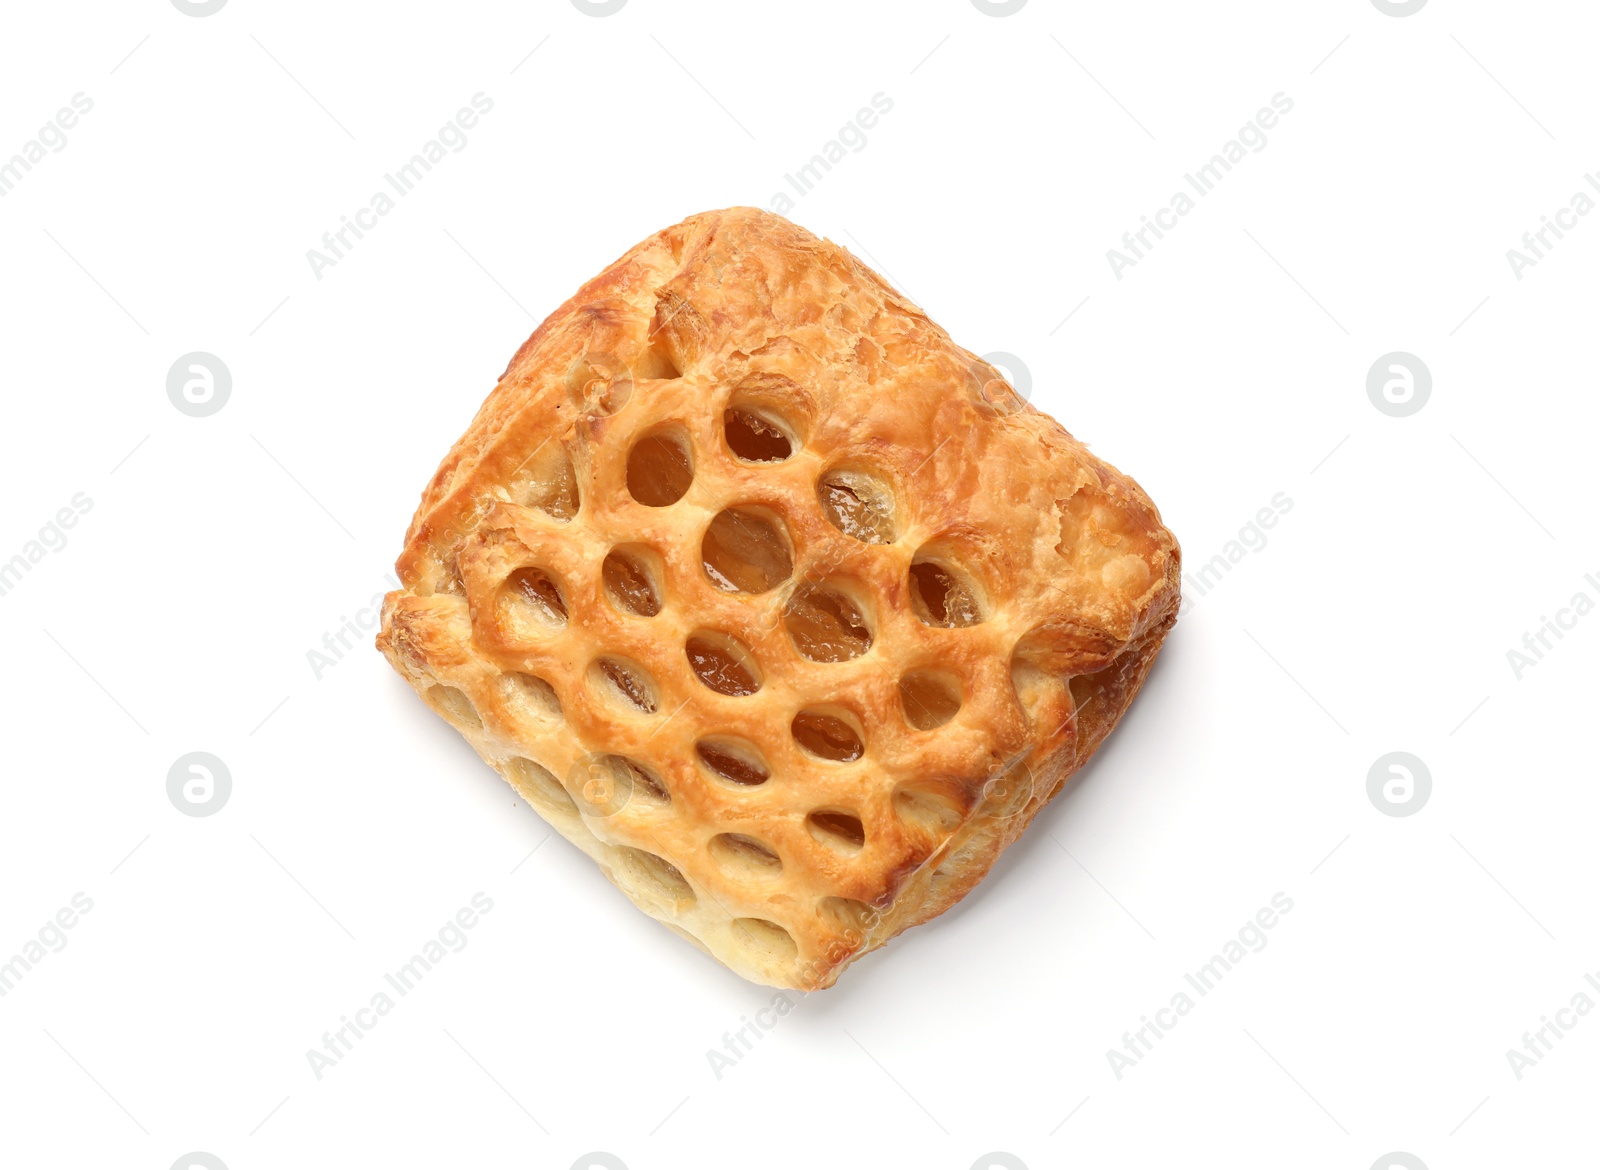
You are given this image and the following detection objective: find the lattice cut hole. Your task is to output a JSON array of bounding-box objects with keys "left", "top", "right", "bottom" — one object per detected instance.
[
  {"left": 1009, "top": 658, "right": 1062, "bottom": 733},
  {"left": 909, "top": 557, "right": 985, "bottom": 627},
  {"left": 933, "top": 830, "right": 991, "bottom": 884},
  {"left": 784, "top": 583, "right": 872, "bottom": 663},
  {"left": 709, "top": 833, "right": 783, "bottom": 880},
  {"left": 590, "top": 657, "right": 659, "bottom": 713},
  {"left": 603, "top": 546, "right": 662, "bottom": 617},
  {"left": 626, "top": 427, "right": 694, "bottom": 507},
  {"left": 508, "top": 442, "right": 579, "bottom": 521},
  {"left": 792, "top": 707, "right": 864, "bottom": 762},
  {"left": 818, "top": 467, "right": 897, "bottom": 544},
  {"left": 1069, "top": 669, "right": 1110, "bottom": 715},
  {"left": 613, "top": 847, "right": 695, "bottom": 913},
  {"left": 501, "top": 672, "right": 563, "bottom": 726},
  {"left": 570, "top": 753, "right": 670, "bottom": 817},
  {"left": 724, "top": 408, "right": 795, "bottom": 463},
  {"left": 898, "top": 669, "right": 962, "bottom": 730},
  {"left": 695, "top": 737, "right": 771, "bottom": 787},
  {"left": 731, "top": 917, "right": 798, "bottom": 966},
  {"left": 499, "top": 567, "right": 568, "bottom": 637},
  {"left": 505, "top": 758, "right": 577, "bottom": 818},
  {"left": 893, "top": 783, "right": 964, "bottom": 836},
  {"left": 807, "top": 809, "right": 865, "bottom": 853},
  {"left": 702, "top": 507, "right": 793, "bottom": 593},
  {"left": 685, "top": 631, "right": 762, "bottom": 696},
  {"left": 426, "top": 685, "right": 481, "bottom": 729}
]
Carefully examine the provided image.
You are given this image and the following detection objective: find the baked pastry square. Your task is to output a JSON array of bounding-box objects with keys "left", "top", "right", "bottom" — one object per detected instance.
[{"left": 378, "top": 208, "right": 1180, "bottom": 989}]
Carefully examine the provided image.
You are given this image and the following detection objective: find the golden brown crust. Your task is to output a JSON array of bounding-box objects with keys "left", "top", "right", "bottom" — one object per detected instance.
[{"left": 377, "top": 207, "right": 1180, "bottom": 989}]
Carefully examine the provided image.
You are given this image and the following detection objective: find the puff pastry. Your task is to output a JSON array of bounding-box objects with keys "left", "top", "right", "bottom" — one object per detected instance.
[{"left": 378, "top": 208, "right": 1180, "bottom": 989}]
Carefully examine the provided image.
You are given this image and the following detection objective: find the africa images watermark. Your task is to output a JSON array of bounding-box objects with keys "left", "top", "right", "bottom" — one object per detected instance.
[
  {"left": 305, "top": 893, "right": 494, "bottom": 1079},
  {"left": 0, "top": 893, "right": 95, "bottom": 998},
  {"left": 705, "top": 991, "right": 799, "bottom": 1079},
  {"left": 767, "top": 92, "right": 894, "bottom": 215},
  {"left": 0, "top": 493, "right": 94, "bottom": 600},
  {"left": 0, "top": 93, "right": 94, "bottom": 198},
  {"left": 1107, "top": 93, "right": 1295, "bottom": 279},
  {"left": 1504, "top": 968, "right": 1600, "bottom": 1080},
  {"left": 307, "top": 571, "right": 400, "bottom": 680},
  {"left": 1177, "top": 492, "right": 1293, "bottom": 615},
  {"left": 306, "top": 94, "right": 495, "bottom": 280},
  {"left": 1106, "top": 892, "right": 1296, "bottom": 1080},
  {"left": 168, "top": 352, "right": 231, "bottom": 418},
  {"left": 1505, "top": 172, "right": 1600, "bottom": 280},
  {"left": 1504, "top": 570, "right": 1599, "bottom": 680}
]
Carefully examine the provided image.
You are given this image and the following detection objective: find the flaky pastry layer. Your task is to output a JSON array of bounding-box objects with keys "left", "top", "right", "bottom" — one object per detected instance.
[{"left": 378, "top": 207, "right": 1179, "bottom": 989}]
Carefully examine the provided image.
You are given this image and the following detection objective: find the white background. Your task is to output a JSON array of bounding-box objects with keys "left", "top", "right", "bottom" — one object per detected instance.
[{"left": 1, "top": 1, "right": 1596, "bottom": 1168}]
